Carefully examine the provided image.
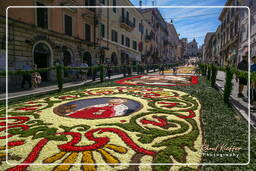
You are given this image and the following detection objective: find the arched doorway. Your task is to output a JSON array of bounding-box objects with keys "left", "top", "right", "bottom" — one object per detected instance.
[
  {"left": 99, "top": 49, "right": 105, "bottom": 64},
  {"left": 126, "top": 54, "right": 130, "bottom": 64},
  {"left": 121, "top": 53, "right": 125, "bottom": 65},
  {"left": 111, "top": 52, "right": 118, "bottom": 65},
  {"left": 63, "top": 50, "right": 72, "bottom": 77},
  {"left": 63, "top": 50, "right": 72, "bottom": 66},
  {"left": 33, "top": 42, "right": 51, "bottom": 81},
  {"left": 83, "top": 52, "right": 92, "bottom": 66}
]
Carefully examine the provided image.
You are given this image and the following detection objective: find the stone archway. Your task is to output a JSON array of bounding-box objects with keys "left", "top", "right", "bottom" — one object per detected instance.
[
  {"left": 63, "top": 49, "right": 72, "bottom": 77},
  {"left": 33, "top": 42, "right": 51, "bottom": 81},
  {"left": 111, "top": 52, "right": 118, "bottom": 65},
  {"left": 99, "top": 49, "right": 105, "bottom": 64},
  {"left": 83, "top": 52, "right": 92, "bottom": 66}
]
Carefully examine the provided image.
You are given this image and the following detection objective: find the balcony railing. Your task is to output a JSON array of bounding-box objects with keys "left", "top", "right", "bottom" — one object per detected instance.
[{"left": 120, "top": 17, "right": 135, "bottom": 31}]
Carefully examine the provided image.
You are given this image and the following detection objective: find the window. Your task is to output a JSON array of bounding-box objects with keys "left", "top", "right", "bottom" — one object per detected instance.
[
  {"left": 85, "top": 24, "right": 91, "bottom": 41},
  {"left": 121, "top": 35, "right": 125, "bottom": 45},
  {"left": 64, "top": 15, "right": 72, "bottom": 36},
  {"left": 133, "top": 17, "right": 136, "bottom": 26},
  {"left": 85, "top": 0, "right": 96, "bottom": 12},
  {"left": 133, "top": 41, "right": 137, "bottom": 50},
  {"left": 113, "top": 0, "right": 116, "bottom": 13},
  {"left": 122, "top": 8, "right": 125, "bottom": 18},
  {"left": 100, "top": 0, "right": 105, "bottom": 4},
  {"left": 85, "top": 0, "right": 95, "bottom": 6},
  {"left": 139, "top": 23, "right": 144, "bottom": 34},
  {"left": 125, "top": 37, "right": 130, "bottom": 47},
  {"left": 126, "top": 11, "right": 129, "bottom": 20},
  {"left": 100, "top": 23, "right": 105, "bottom": 38},
  {"left": 37, "top": 2, "right": 48, "bottom": 29},
  {"left": 111, "top": 30, "right": 118, "bottom": 42}
]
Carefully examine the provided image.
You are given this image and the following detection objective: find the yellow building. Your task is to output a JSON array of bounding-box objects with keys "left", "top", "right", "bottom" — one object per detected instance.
[{"left": 95, "top": 0, "right": 145, "bottom": 65}]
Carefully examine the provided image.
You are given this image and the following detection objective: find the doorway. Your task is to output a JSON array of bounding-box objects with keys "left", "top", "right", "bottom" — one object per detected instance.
[{"left": 33, "top": 42, "right": 51, "bottom": 81}]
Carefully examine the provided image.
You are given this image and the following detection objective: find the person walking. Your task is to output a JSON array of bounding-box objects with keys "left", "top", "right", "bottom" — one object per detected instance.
[
  {"left": 21, "top": 61, "right": 32, "bottom": 89},
  {"left": 237, "top": 55, "right": 248, "bottom": 98}
]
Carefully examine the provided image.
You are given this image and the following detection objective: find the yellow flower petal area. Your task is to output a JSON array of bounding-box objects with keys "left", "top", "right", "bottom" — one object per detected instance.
[
  {"left": 53, "top": 152, "right": 79, "bottom": 171},
  {"left": 96, "top": 149, "right": 120, "bottom": 164},
  {"left": 43, "top": 152, "right": 67, "bottom": 163},
  {"left": 81, "top": 151, "right": 97, "bottom": 171},
  {"left": 104, "top": 144, "right": 127, "bottom": 154}
]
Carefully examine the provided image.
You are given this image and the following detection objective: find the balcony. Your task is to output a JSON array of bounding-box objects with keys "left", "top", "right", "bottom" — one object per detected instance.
[{"left": 120, "top": 17, "right": 135, "bottom": 32}]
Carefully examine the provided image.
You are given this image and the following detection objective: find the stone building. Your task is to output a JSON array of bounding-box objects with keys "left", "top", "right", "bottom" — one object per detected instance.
[
  {"left": 180, "top": 38, "right": 188, "bottom": 58},
  {"left": 94, "top": 0, "right": 144, "bottom": 65},
  {"left": 140, "top": 8, "right": 168, "bottom": 63},
  {"left": 219, "top": 0, "right": 240, "bottom": 66},
  {"left": 238, "top": 0, "right": 256, "bottom": 61},
  {"left": 1, "top": 0, "right": 96, "bottom": 88},
  {"left": 202, "top": 32, "right": 214, "bottom": 63},
  {"left": 166, "top": 22, "right": 180, "bottom": 62},
  {"left": 185, "top": 39, "right": 198, "bottom": 57},
  {"left": 0, "top": 0, "right": 181, "bottom": 91}
]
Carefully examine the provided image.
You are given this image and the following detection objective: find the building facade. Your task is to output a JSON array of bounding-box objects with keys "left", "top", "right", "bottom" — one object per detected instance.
[
  {"left": 202, "top": 32, "right": 214, "bottom": 63},
  {"left": 140, "top": 8, "right": 169, "bottom": 63},
  {"left": 185, "top": 39, "right": 198, "bottom": 57},
  {"left": 95, "top": 0, "right": 145, "bottom": 65},
  {"left": 166, "top": 22, "right": 180, "bottom": 62},
  {"left": 1, "top": 0, "right": 97, "bottom": 88},
  {"left": 202, "top": 0, "right": 256, "bottom": 66},
  {"left": 219, "top": 0, "right": 240, "bottom": 66},
  {"left": 0, "top": 0, "right": 181, "bottom": 90},
  {"left": 238, "top": 0, "right": 256, "bottom": 61}
]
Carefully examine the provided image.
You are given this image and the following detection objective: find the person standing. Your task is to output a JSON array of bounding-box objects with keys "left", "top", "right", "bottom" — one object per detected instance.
[
  {"left": 237, "top": 55, "right": 248, "bottom": 98},
  {"left": 80, "top": 61, "right": 88, "bottom": 81},
  {"left": 21, "top": 61, "right": 32, "bottom": 89},
  {"left": 159, "top": 64, "right": 165, "bottom": 75},
  {"left": 31, "top": 64, "right": 41, "bottom": 88},
  {"left": 106, "top": 63, "right": 112, "bottom": 79}
]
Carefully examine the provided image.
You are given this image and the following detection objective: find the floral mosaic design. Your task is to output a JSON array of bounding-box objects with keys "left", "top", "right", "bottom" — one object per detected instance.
[
  {"left": 164, "top": 66, "right": 197, "bottom": 74},
  {"left": 1, "top": 86, "right": 202, "bottom": 171},
  {"left": 115, "top": 75, "right": 198, "bottom": 86}
]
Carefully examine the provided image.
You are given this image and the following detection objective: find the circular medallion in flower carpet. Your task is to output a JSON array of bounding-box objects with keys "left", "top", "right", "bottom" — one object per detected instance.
[
  {"left": 53, "top": 97, "right": 143, "bottom": 119},
  {"left": 1, "top": 86, "right": 203, "bottom": 171}
]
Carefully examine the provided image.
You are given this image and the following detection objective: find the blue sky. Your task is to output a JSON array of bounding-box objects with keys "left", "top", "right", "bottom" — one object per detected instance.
[{"left": 130, "top": 0, "right": 227, "bottom": 46}]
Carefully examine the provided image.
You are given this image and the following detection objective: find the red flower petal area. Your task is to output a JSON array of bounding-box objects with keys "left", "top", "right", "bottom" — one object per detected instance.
[
  {"left": 115, "top": 75, "right": 198, "bottom": 86},
  {"left": 58, "top": 128, "right": 156, "bottom": 156},
  {"left": 140, "top": 116, "right": 168, "bottom": 127}
]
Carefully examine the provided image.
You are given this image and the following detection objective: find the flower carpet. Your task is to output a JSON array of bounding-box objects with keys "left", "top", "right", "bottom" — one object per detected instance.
[
  {"left": 1, "top": 86, "right": 203, "bottom": 171},
  {"left": 164, "top": 66, "right": 197, "bottom": 74},
  {"left": 115, "top": 75, "right": 198, "bottom": 86}
]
